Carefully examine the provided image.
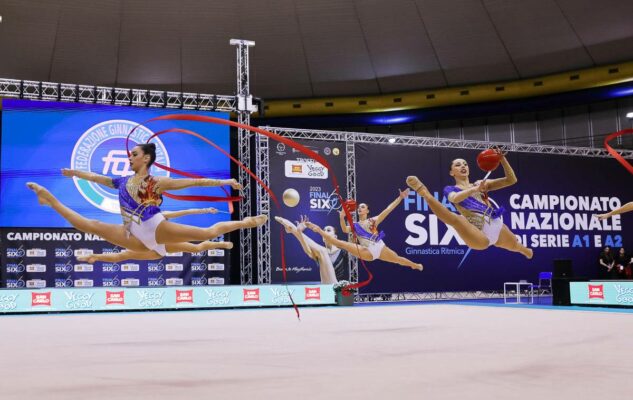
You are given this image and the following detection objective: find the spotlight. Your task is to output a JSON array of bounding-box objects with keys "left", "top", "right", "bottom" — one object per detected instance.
[
  {"left": 626, "top": 112, "right": 633, "bottom": 119},
  {"left": 388, "top": 138, "right": 396, "bottom": 144}
]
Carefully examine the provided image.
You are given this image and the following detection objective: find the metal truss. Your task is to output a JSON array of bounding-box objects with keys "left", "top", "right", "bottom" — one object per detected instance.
[
  {"left": 255, "top": 135, "right": 272, "bottom": 283},
  {"left": 0, "top": 78, "right": 238, "bottom": 112},
  {"left": 231, "top": 39, "right": 257, "bottom": 285},
  {"left": 263, "top": 127, "right": 633, "bottom": 159},
  {"left": 345, "top": 141, "right": 359, "bottom": 286}
]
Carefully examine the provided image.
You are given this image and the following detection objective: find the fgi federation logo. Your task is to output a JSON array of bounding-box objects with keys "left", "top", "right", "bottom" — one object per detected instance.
[{"left": 71, "top": 120, "right": 170, "bottom": 213}]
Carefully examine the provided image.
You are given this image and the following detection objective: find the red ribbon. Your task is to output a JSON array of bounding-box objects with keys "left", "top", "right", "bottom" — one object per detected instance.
[{"left": 604, "top": 129, "right": 633, "bottom": 175}]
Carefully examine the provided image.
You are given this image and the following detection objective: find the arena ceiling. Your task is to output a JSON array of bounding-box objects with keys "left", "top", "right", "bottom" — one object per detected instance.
[{"left": 1, "top": 0, "right": 633, "bottom": 102}]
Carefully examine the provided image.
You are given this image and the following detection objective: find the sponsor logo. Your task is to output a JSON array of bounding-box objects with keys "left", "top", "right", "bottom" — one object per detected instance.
[
  {"left": 26, "top": 279, "right": 47, "bottom": 289},
  {"left": 614, "top": 285, "right": 633, "bottom": 304},
  {"left": 121, "top": 263, "right": 140, "bottom": 272},
  {"left": 309, "top": 187, "right": 341, "bottom": 213},
  {"left": 74, "top": 248, "right": 93, "bottom": 257},
  {"left": 26, "top": 248, "right": 46, "bottom": 257},
  {"left": 0, "top": 294, "right": 19, "bottom": 311},
  {"left": 176, "top": 290, "right": 194, "bottom": 304},
  {"left": 121, "top": 278, "right": 140, "bottom": 287},
  {"left": 55, "top": 277, "right": 74, "bottom": 288},
  {"left": 166, "top": 251, "right": 183, "bottom": 257},
  {"left": 55, "top": 261, "right": 74, "bottom": 273},
  {"left": 137, "top": 290, "right": 165, "bottom": 308},
  {"left": 207, "top": 249, "right": 225, "bottom": 257},
  {"left": 204, "top": 288, "right": 230, "bottom": 305},
  {"left": 102, "top": 247, "right": 121, "bottom": 255},
  {"left": 332, "top": 147, "right": 340, "bottom": 156},
  {"left": 31, "top": 292, "right": 52, "bottom": 307},
  {"left": 106, "top": 291, "right": 125, "bottom": 305},
  {"left": 147, "top": 262, "right": 165, "bottom": 272},
  {"left": 74, "top": 279, "right": 94, "bottom": 287},
  {"left": 148, "top": 276, "right": 165, "bottom": 287},
  {"left": 102, "top": 276, "right": 121, "bottom": 287},
  {"left": 190, "top": 263, "right": 207, "bottom": 272},
  {"left": 70, "top": 119, "right": 170, "bottom": 214},
  {"left": 243, "top": 288, "right": 260, "bottom": 302},
  {"left": 64, "top": 291, "right": 94, "bottom": 309},
  {"left": 55, "top": 246, "right": 74, "bottom": 258},
  {"left": 284, "top": 159, "right": 328, "bottom": 180},
  {"left": 588, "top": 284, "right": 604, "bottom": 300},
  {"left": 102, "top": 263, "right": 120, "bottom": 273},
  {"left": 191, "top": 251, "right": 206, "bottom": 257},
  {"left": 275, "top": 142, "right": 287, "bottom": 155},
  {"left": 323, "top": 147, "right": 331, "bottom": 156},
  {"left": 6, "top": 262, "right": 26, "bottom": 273},
  {"left": 6, "top": 246, "right": 25, "bottom": 258},
  {"left": 191, "top": 276, "right": 207, "bottom": 286},
  {"left": 305, "top": 287, "right": 321, "bottom": 300},
  {"left": 74, "top": 264, "right": 94, "bottom": 272},
  {"left": 270, "top": 287, "right": 294, "bottom": 305},
  {"left": 166, "top": 278, "right": 183, "bottom": 286},
  {"left": 165, "top": 263, "right": 184, "bottom": 272},
  {"left": 6, "top": 276, "right": 26, "bottom": 288},
  {"left": 208, "top": 277, "right": 225, "bottom": 285},
  {"left": 207, "top": 263, "right": 225, "bottom": 271},
  {"left": 26, "top": 264, "right": 47, "bottom": 273}
]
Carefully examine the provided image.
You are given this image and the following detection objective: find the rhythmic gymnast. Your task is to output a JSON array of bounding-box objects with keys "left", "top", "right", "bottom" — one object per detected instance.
[
  {"left": 275, "top": 215, "right": 347, "bottom": 284},
  {"left": 78, "top": 207, "right": 234, "bottom": 264},
  {"left": 596, "top": 202, "right": 633, "bottom": 220},
  {"left": 406, "top": 152, "right": 533, "bottom": 258},
  {"left": 303, "top": 190, "right": 423, "bottom": 271},
  {"left": 27, "top": 143, "right": 267, "bottom": 261}
]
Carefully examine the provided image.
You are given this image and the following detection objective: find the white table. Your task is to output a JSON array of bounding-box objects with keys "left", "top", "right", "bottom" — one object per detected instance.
[{"left": 503, "top": 282, "right": 533, "bottom": 304}]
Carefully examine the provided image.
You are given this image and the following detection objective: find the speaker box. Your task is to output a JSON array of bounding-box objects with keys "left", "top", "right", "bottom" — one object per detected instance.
[
  {"left": 553, "top": 259, "right": 573, "bottom": 278},
  {"left": 552, "top": 278, "right": 571, "bottom": 305}
]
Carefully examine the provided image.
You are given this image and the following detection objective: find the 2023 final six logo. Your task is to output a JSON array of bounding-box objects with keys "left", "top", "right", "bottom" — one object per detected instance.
[{"left": 70, "top": 120, "right": 170, "bottom": 213}]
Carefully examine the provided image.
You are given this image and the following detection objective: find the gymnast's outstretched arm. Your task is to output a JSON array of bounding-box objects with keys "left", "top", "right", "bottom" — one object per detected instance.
[{"left": 61, "top": 168, "right": 114, "bottom": 188}]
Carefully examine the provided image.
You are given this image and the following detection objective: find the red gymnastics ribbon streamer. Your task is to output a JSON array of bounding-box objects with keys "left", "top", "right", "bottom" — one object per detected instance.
[
  {"left": 604, "top": 128, "right": 633, "bottom": 175},
  {"left": 147, "top": 114, "right": 374, "bottom": 297}
]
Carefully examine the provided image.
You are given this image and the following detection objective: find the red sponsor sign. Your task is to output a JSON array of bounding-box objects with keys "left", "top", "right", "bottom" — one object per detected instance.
[
  {"left": 176, "top": 289, "right": 193, "bottom": 304},
  {"left": 243, "top": 288, "right": 260, "bottom": 302},
  {"left": 106, "top": 291, "right": 125, "bottom": 305},
  {"left": 305, "top": 287, "right": 321, "bottom": 300},
  {"left": 31, "top": 292, "right": 51, "bottom": 307},
  {"left": 588, "top": 284, "right": 605, "bottom": 299}
]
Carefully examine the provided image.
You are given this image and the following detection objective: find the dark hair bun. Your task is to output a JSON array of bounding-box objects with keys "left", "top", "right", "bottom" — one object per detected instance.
[{"left": 147, "top": 143, "right": 156, "bottom": 149}]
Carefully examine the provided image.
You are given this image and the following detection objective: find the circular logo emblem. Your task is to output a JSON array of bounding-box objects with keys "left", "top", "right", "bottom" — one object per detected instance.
[
  {"left": 71, "top": 120, "right": 170, "bottom": 214},
  {"left": 332, "top": 148, "right": 340, "bottom": 156},
  {"left": 324, "top": 147, "right": 331, "bottom": 156}
]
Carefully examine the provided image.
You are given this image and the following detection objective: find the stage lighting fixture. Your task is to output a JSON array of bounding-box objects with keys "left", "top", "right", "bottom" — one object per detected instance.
[
  {"left": 626, "top": 112, "right": 633, "bottom": 119},
  {"left": 388, "top": 138, "right": 396, "bottom": 144}
]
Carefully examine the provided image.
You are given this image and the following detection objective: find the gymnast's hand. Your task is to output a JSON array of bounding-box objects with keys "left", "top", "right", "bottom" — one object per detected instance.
[
  {"left": 204, "top": 207, "right": 218, "bottom": 214},
  {"left": 61, "top": 168, "right": 77, "bottom": 178},
  {"left": 227, "top": 179, "right": 242, "bottom": 190},
  {"left": 595, "top": 213, "right": 610, "bottom": 220},
  {"left": 398, "top": 188, "right": 410, "bottom": 199},
  {"left": 474, "top": 179, "right": 487, "bottom": 193},
  {"left": 296, "top": 215, "right": 309, "bottom": 232}
]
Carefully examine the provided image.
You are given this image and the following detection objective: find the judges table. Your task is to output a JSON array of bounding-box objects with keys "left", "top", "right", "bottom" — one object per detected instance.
[{"left": 503, "top": 281, "right": 534, "bottom": 304}]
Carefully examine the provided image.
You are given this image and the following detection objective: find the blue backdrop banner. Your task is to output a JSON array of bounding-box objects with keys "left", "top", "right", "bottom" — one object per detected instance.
[{"left": 1, "top": 99, "right": 232, "bottom": 227}]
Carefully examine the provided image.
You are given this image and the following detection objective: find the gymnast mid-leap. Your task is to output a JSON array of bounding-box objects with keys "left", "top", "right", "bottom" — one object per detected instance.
[
  {"left": 406, "top": 151, "right": 533, "bottom": 258},
  {"left": 27, "top": 143, "right": 266, "bottom": 261},
  {"left": 304, "top": 190, "right": 423, "bottom": 271}
]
